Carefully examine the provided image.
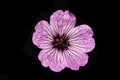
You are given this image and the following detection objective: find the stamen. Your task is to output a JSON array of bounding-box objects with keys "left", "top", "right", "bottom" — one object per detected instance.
[{"left": 52, "top": 34, "right": 69, "bottom": 51}]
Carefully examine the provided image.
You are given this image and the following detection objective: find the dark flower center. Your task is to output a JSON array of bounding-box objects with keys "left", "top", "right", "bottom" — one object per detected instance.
[{"left": 52, "top": 34, "right": 69, "bottom": 51}]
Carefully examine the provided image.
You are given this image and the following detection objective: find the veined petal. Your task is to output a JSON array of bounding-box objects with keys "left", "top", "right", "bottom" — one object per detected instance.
[
  {"left": 64, "top": 49, "right": 88, "bottom": 70},
  {"left": 67, "top": 24, "right": 93, "bottom": 39},
  {"left": 50, "top": 10, "right": 76, "bottom": 36},
  {"left": 69, "top": 38, "right": 95, "bottom": 53},
  {"left": 38, "top": 49, "right": 65, "bottom": 72},
  {"left": 38, "top": 48, "right": 55, "bottom": 67},
  {"left": 67, "top": 24, "right": 95, "bottom": 53},
  {"left": 32, "top": 20, "right": 53, "bottom": 49},
  {"left": 35, "top": 20, "right": 54, "bottom": 38},
  {"left": 32, "top": 31, "right": 53, "bottom": 49},
  {"left": 50, "top": 10, "right": 64, "bottom": 27}
]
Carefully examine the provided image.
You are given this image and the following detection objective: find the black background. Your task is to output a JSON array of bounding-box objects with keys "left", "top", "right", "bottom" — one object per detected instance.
[{"left": 0, "top": 0, "right": 111, "bottom": 80}]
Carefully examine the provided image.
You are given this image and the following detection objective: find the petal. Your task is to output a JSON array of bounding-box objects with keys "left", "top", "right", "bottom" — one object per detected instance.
[
  {"left": 38, "top": 48, "right": 54, "bottom": 67},
  {"left": 48, "top": 50, "right": 65, "bottom": 72},
  {"left": 38, "top": 49, "right": 65, "bottom": 72},
  {"left": 50, "top": 10, "right": 64, "bottom": 28},
  {"left": 32, "top": 31, "right": 53, "bottom": 49},
  {"left": 35, "top": 20, "right": 54, "bottom": 38},
  {"left": 67, "top": 24, "right": 93, "bottom": 39},
  {"left": 69, "top": 38, "right": 95, "bottom": 53},
  {"left": 65, "top": 52, "right": 80, "bottom": 71},
  {"left": 32, "top": 20, "right": 54, "bottom": 49},
  {"left": 50, "top": 10, "right": 76, "bottom": 36},
  {"left": 64, "top": 49, "right": 88, "bottom": 70}
]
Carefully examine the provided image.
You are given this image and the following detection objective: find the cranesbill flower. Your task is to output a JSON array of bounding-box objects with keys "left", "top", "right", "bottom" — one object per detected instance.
[{"left": 32, "top": 10, "right": 95, "bottom": 72}]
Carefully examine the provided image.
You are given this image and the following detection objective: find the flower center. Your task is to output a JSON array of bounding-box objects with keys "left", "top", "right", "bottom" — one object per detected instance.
[{"left": 52, "top": 34, "right": 69, "bottom": 51}]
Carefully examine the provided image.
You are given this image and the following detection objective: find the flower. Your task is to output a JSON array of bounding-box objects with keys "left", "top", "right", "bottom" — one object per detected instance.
[{"left": 32, "top": 10, "right": 95, "bottom": 72}]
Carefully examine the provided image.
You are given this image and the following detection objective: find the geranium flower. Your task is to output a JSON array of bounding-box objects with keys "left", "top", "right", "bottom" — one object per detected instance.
[{"left": 32, "top": 10, "right": 95, "bottom": 72}]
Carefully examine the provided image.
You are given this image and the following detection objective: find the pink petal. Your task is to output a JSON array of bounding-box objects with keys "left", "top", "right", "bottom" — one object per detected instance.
[
  {"left": 32, "top": 20, "right": 54, "bottom": 49},
  {"left": 69, "top": 38, "right": 95, "bottom": 53},
  {"left": 67, "top": 24, "right": 93, "bottom": 39},
  {"left": 50, "top": 10, "right": 64, "bottom": 27},
  {"left": 64, "top": 50, "right": 88, "bottom": 70},
  {"left": 38, "top": 48, "right": 54, "bottom": 67},
  {"left": 32, "top": 31, "right": 53, "bottom": 49},
  {"left": 38, "top": 49, "right": 65, "bottom": 72},
  {"left": 50, "top": 10, "right": 76, "bottom": 36},
  {"left": 67, "top": 24, "right": 95, "bottom": 53},
  {"left": 35, "top": 20, "right": 54, "bottom": 38},
  {"left": 49, "top": 61, "right": 65, "bottom": 72}
]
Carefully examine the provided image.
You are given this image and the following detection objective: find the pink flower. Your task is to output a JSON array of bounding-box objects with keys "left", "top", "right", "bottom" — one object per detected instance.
[{"left": 32, "top": 10, "right": 95, "bottom": 72}]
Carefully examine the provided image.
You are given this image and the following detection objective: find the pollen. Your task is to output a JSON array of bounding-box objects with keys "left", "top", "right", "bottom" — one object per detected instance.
[{"left": 52, "top": 34, "right": 69, "bottom": 51}]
